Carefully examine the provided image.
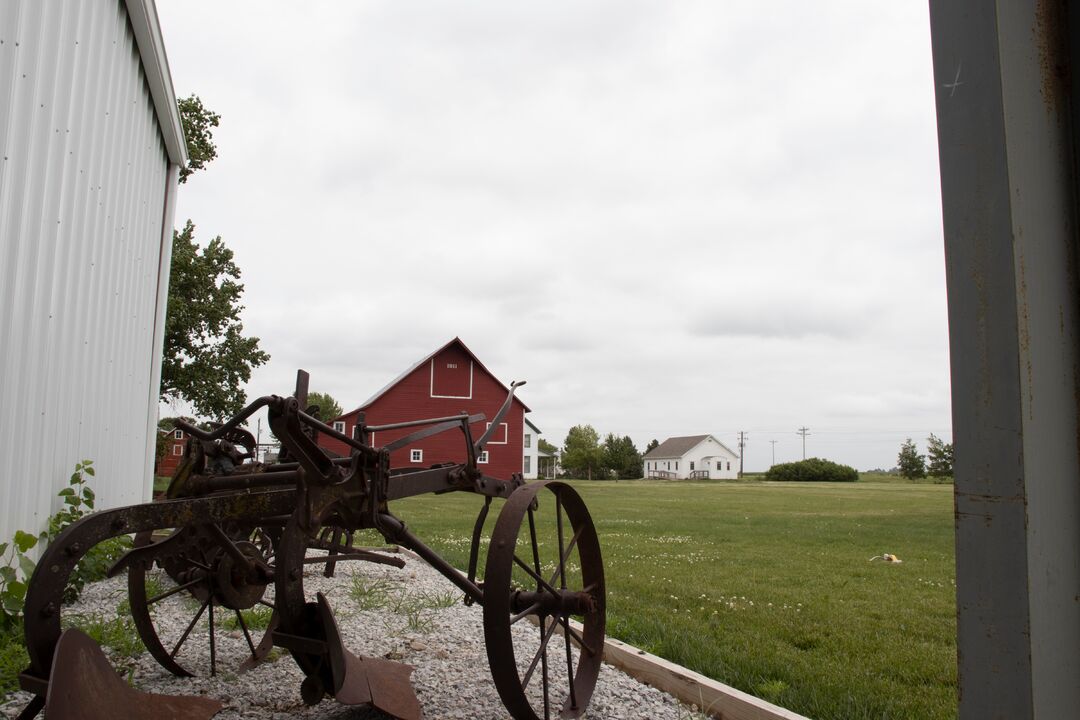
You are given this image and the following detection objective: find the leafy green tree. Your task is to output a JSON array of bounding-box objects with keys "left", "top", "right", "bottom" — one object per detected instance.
[
  {"left": 305, "top": 392, "right": 343, "bottom": 423},
  {"left": 161, "top": 96, "right": 268, "bottom": 420},
  {"left": 926, "top": 433, "right": 954, "bottom": 479},
  {"left": 177, "top": 94, "right": 220, "bottom": 183},
  {"left": 765, "top": 457, "right": 858, "bottom": 482},
  {"left": 562, "top": 425, "right": 604, "bottom": 480},
  {"left": 155, "top": 416, "right": 180, "bottom": 466},
  {"left": 161, "top": 221, "right": 269, "bottom": 420},
  {"left": 538, "top": 438, "right": 558, "bottom": 455},
  {"left": 645, "top": 439, "right": 660, "bottom": 454},
  {"left": 897, "top": 438, "right": 926, "bottom": 479},
  {"left": 602, "top": 434, "right": 643, "bottom": 480}
]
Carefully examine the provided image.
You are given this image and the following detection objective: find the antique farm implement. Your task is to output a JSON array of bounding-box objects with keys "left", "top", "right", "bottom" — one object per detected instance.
[{"left": 17, "top": 371, "right": 605, "bottom": 720}]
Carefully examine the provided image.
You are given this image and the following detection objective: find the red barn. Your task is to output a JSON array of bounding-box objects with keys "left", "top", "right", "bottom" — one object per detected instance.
[
  {"left": 155, "top": 427, "right": 188, "bottom": 477},
  {"left": 318, "top": 338, "right": 531, "bottom": 480}
]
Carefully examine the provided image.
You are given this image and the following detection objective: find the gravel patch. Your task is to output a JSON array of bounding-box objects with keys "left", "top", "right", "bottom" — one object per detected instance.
[{"left": 2, "top": 551, "right": 696, "bottom": 719}]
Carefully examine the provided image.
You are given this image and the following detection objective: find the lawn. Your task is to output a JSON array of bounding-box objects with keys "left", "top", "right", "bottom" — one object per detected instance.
[{"left": 388, "top": 479, "right": 957, "bottom": 720}]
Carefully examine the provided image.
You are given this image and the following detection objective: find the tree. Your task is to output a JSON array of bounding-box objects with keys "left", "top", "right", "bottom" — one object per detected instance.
[
  {"left": 765, "top": 457, "right": 858, "bottom": 482},
  {"left": 926, "top": 433, "right": 954, "bottom": 479},
  {"left": 602, "top": 434, "right": 643, "bottom": 480},
  {"left": 645, "top": 439, "right": 660, "bottom": 454},
  {"left": 161, "top": 221, "right": 270, "bottom": 420},
  {"left": 562, "top": 425, "right": 604, "bottom": 480},
  {"left": 177, "top": 95, "right": 220, "bottom": 183},
  {"left": 305, "top": 392, "right": 343, "bottom": 423},
  {"left": 155, "top": 417, "right": 177, "bottom": 466},
  {"left": 538, "top": 438, "right": 558, "bottom": 455},
  {"left": 897, "top": 438, "right": 926, "bottom": 479}
]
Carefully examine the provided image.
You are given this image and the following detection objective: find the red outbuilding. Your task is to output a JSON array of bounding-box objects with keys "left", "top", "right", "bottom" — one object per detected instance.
[
  {"left": 155, "top": 427, "right": 188, "bottom": 477},
  {"left": 318, "top": 338, "right": 532, "bottom": 480}
]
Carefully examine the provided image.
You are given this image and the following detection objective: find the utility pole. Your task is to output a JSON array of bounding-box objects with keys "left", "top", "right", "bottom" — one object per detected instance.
[
  {"left": 797, "top": 426, "right": 810, "bottom": 459},
  {"left": 770, "top": 439, "right": 777, "bottom": 466},
  {"left": 737, "top": 431, "right": 747, "bottom": 478}
]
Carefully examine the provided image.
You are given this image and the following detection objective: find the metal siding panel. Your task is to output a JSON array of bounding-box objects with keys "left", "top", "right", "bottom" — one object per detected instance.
[{"left": 0, "top": 0, "right": 170, "bottom": 544}]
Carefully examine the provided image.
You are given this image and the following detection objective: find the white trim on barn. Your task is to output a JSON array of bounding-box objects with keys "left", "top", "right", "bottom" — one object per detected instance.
[
  {"left": 0, "top": 0, "right": 186, "bottom": 544},
  {"left": 643, "top": 435, "right": 740, "bottom": 480}
]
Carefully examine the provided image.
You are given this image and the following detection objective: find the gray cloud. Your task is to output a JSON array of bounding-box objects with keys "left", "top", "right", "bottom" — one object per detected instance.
[{"left": 158, "top": 1, "right": 950, "bottom": 470}]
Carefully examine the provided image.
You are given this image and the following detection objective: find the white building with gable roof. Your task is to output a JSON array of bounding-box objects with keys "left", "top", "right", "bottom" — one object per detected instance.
[{"left": 642, "top": 435, "right": 740, "bottom": 479}]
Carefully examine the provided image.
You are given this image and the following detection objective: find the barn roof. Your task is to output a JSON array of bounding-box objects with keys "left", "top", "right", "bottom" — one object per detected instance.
[
  {"left": 338, "top": 337, "right": 532, "bottom": 418},
  {"left": 644, "top": 434, "right": 738, "bottom": 459}
]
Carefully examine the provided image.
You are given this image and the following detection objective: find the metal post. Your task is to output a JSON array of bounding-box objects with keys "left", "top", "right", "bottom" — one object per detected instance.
[{"left": 928, "top": 3, "right": 1080, "bottom": 717}]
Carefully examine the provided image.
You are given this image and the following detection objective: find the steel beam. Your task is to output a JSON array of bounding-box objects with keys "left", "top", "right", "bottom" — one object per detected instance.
[{"left": 928, "top": 2, "right": 1080, "bottom": 718}]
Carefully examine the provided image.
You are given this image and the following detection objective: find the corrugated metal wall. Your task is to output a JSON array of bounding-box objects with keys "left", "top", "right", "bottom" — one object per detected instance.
[{"left": 0, "top": 0, "right": 171, "bottom": 543}]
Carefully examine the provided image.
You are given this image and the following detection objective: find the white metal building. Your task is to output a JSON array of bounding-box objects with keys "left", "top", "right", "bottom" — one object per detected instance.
[
  {"left": 0, "top": 0, "right": 186, "bottom": 543},
  {"left": 643, "top": 435, "right": 739, "bottom": 480}
]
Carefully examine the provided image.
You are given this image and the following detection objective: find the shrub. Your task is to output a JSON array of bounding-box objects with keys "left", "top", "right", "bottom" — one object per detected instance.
[{"left": 765, "top": 457, "right": 858, "bottom": 483}]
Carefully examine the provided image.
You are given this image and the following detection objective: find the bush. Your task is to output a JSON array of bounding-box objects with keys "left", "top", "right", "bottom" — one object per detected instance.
[{"left": 765, "top": 457, "right": 858, "bottom": 483}]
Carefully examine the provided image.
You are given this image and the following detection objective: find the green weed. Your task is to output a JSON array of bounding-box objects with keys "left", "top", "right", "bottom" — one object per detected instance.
[
  {"left": 220, "top": 604, "right": 274, "bottom": 632},
  {"left": 63, "top": 612, "right": 144, "bottom": 658},
  {"left": 349, "top": 577, "right": 398, "bottom": 611},
  {"left": 0, "top": 629, "right": 29, "bottom": 694}
]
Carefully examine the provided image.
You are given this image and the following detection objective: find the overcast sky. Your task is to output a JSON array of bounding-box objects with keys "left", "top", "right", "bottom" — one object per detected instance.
[{"left": 156, "top": 1, "right": 949, "bottom": 472}]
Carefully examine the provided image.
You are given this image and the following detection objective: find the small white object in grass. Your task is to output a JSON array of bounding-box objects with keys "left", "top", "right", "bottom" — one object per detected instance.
[{"left": 868, "top": 553, "right": 903, "bottom": 563}]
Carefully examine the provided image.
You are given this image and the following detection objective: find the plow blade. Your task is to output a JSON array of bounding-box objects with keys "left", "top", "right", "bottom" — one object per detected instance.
[
  {"left": 317, "top": 592, "right": 422, "bottom": 719},
  {"left": 42, "top": 629, "right": 223, "bottom": 720}
]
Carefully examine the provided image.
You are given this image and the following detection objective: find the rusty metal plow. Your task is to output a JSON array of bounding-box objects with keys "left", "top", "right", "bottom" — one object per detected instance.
[{"left": 16, "top": 371, "right": 606, "bottom": 720}]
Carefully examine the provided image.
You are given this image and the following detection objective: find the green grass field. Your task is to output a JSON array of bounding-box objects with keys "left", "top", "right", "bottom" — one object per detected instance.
[{"left": 388, "top": 479, "right": 957, "bottom": 720}]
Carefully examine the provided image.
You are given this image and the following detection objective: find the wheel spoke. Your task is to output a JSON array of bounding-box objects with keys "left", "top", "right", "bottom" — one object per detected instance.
[
  {"left": 558, "top": 616, "right": 597, "bottom": 657},
  {"left": 541, "top": 635, "right": 551, "bottom": 720},
  {"left": 563, "top": 613, "right": 578, "bottom": 711},
  {"left": 527, "top": 507, "right": 543, "bottom": 588},
  {"left": 510, "top": 601, "right": 543, "bottom": 626},
  {"left": 147, "top": 576, "right": 203, "bottom": 605},
  {"left": 548, "top": 525, "right": 584, "bottom": 589},
  {"left": 521, "top": 615, "right": 560, "bottom": 691},
  {"left": 235, "top": 609, "right": 257, "bottom": 658},
  {"left": 513, "top": 555, "right": 559, "bottom": 596},
  {"left": 170, "top": 596, "right": 210, "bottom": 659},
  {"left": 209, "top": 598, "right": 217, "bottom": 676}
]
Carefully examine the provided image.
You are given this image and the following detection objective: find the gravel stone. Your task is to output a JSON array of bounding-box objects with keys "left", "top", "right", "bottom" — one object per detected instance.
[{"left": 1, "top": 552, "right": 693, "bottom": 719}]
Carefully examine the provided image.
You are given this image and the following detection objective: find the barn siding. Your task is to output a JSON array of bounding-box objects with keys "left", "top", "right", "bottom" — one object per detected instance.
[{"left": 0, "top": 0, "right": 182, "bottom": 543}]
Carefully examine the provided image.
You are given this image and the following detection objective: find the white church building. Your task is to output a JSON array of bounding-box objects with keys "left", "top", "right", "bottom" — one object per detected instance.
[{"left": 643, "top": 435, "right": 740, "bottom": 480}]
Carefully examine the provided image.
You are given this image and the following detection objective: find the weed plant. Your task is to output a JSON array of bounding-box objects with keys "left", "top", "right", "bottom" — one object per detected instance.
[
  {"left": 219, "top": 604, "right": 275, "bottom": 632},
  {"left": 349, "top": 576, "right": 459, "bottom": 633},
  {"left": 0, "top": 461, "right": 133, "bottom": 693}
]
